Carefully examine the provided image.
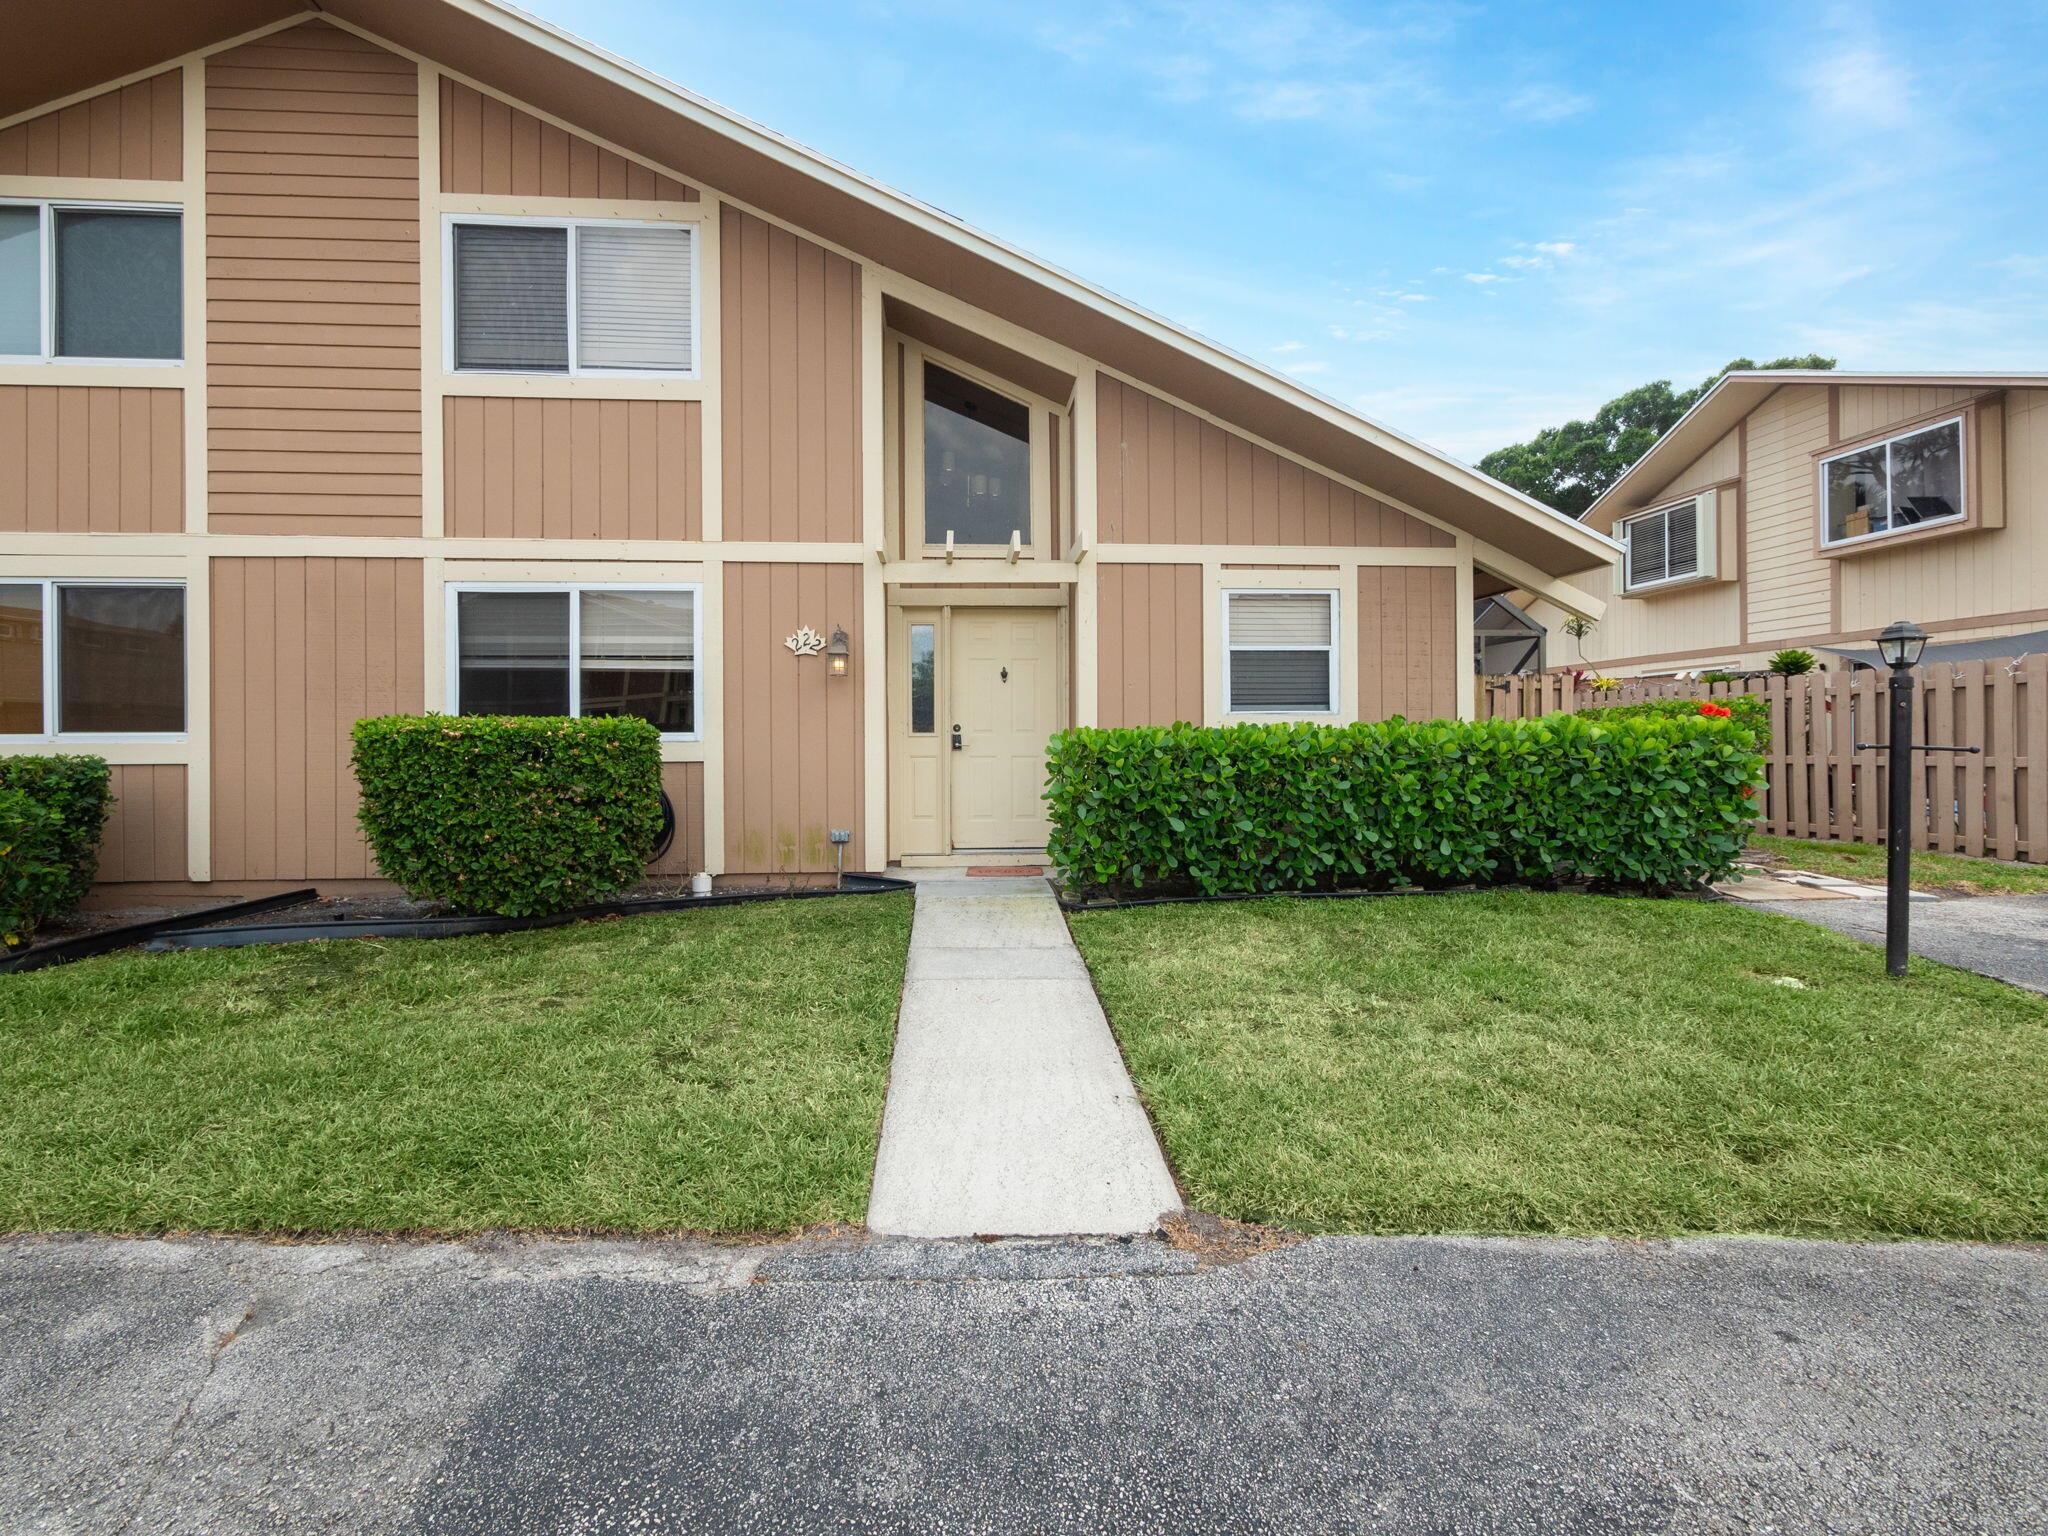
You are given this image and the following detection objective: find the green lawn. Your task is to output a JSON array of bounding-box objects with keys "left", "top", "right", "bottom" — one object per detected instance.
[
  {"left": 1751, "top": 834, "right": 2048, "bottom": 896},
  {"left": 1070, "top": 891, "right": 2048, "bottom": 1241},
  {"left": 0, "top": 894, "right": 912, "bottom": 1235}
]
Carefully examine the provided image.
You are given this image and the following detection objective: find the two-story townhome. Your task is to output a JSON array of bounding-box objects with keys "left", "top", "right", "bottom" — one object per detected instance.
[
  {"left": 0, "top": 0, "right": 1615, "bottom": 896},
  {"left": 1516, "top": 369, "right": 2048, "bottom": 678}
]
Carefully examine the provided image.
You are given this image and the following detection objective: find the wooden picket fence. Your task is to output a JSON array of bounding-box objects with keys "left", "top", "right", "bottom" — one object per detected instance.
[{"left": 1481, "top": 659, "right": 2048, "bottom": 862}]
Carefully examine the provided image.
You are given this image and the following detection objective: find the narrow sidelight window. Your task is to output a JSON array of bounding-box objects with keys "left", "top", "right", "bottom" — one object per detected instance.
[
  {"left": 923, "top": 363, "right": 1030, "bottom": 546},
  {"left": 1225, "top": 590, "right": 1337, "bottom": 715},
  {"left": 452, "top": 586, "right": 701, "bottom": 736},
  {"left": 908, "top": 623, "right": 936, "bottom": 734},
  {"left": 0, "top": 582, "right": 185, "bottom": 738}
]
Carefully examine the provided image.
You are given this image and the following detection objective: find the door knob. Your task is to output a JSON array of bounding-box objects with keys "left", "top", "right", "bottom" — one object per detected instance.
[{"left": 951, "top": 725, "right": 963, "bottom": 750}]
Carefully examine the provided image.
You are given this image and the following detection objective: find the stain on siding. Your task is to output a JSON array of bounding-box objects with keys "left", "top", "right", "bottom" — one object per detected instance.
[
  {"left": 721, "top": 207, "right": 861, "bottom": 543},
  {"left": 0, "top": 70, "right": 182, "bottom": 179},
  {"left": 1357, "top": 565, "right": 1457, "bottom": 722},
  {"left": 1096, "top": 564, "right": 1202, "bottom": 726},
  {"left": 205, "top": 21, "right": 421, "bottom": 535},
  {"left": 0, "top": 387, "right": 182, "bottom": 533},
  {"left": 211, "top": 557, "right": 424, "bottom": 881},
  {"left": 97, "top": 765, "right": 188, "bottom": 883},
  {"left": 723, "top": 562, "right": 865, "bottom": 873},
  {"left": 443, "top": 397, "right": 703, "bottom": 541},
  {"left": 437, "top": 76, "right": 696, "bottom": 199},
  {"left": 1097, "top": 376, "right": 1451, "bottom": 548}
]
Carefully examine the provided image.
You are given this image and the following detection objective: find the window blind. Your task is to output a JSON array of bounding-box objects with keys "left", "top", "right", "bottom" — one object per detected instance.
[
  {"left": 453, "top": 224, "right": 568, "bottom": 372},
  {"left": 1666, "top": 502, "right": 1698, "bottom": 576},
  {"left": 1627, "top": 512, "right": 1667, "bottom": 585},
  {"left": 576, "top": 225, "right": 693, "bottom": 371},
  {"left": 1228, "top": 592, "right": 1333, "bottom": 647},
  {"left": 578, "top": 590, "right": 695, "bottom": 665},
  {"left": 1227, "top": 592, "right": 1334, "bottom": 712}
]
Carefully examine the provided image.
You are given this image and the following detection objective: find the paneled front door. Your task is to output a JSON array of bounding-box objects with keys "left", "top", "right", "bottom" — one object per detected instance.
[{"left": 949, "top": 609, "right": 1058, "bottom": 849}]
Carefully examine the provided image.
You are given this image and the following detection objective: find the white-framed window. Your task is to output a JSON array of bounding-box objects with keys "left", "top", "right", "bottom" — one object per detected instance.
[
  {"left": 1819, "top": 415, "right": 1966, "bottom": 548},
  {"left": 0, "top": 579, "right": 187, "bottom": 740},
  {"left": 443, "top": 215, "right": 698, "bottom": 377},
  {"left": 446, "top": 583, "right": 702, "bottom": 739},
  {"left": 0, "top": 199, "right": 183, "bottom": 364},
  {"left": 922, "top": 361, "right": 1031, "bottom": 548},
  {"left": 1620, "top": 496, "right": 1703, "bottom": 591},
  {"left": 1223, "top": 589, "right": 1339, "bottom": 716}
]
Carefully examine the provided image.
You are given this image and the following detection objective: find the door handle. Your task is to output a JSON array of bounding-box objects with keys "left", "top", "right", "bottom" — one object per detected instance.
[{"left": 951, "top": 724, "right": 963, "bottom": 750}]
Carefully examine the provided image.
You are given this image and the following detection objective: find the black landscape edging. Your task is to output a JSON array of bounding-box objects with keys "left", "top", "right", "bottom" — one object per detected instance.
[
  {"left": 144, "top": 873, "right": 916, "bottom": 952},
  {"left": 1, "top": 888, "right": 320, "bottom": 975},
  {"left": 1054, "top": 882, "right": 1466, "bottom": 912}
]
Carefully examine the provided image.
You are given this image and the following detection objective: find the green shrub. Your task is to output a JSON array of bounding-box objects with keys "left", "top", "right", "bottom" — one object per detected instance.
[
  {"left": 352, "top": 715, "right": 664, "bottom": 917},
  {"left": 1045, "top": 715, "right": 1763, "bottom": 898},
  {"left": 1591, "top": 693, "right": 1772, "bottom": 749},
  {"left": 1769, "top": 648, "right": 1818, "bottom": 676},
  {"left": 0, "top": 755, "right": 114, "bottom": 947}
]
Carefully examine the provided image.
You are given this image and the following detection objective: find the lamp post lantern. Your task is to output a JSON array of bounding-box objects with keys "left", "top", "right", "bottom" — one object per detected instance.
[{"left": 1875, "top": 620, "right": 1928, "bottom": 978}]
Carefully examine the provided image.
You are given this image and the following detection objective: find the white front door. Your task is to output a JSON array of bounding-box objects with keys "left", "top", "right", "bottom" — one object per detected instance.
[{"left": 949, "top": 610, "right": 1058, "bottom": 849}]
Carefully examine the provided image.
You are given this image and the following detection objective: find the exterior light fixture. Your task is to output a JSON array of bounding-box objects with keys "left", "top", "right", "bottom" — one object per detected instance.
[
  {"left": 1874, "top": 619, "right": 1928, "bottom": 671},
  {"left": 826, "top": 625, "right": 851, "bottom": 678}
]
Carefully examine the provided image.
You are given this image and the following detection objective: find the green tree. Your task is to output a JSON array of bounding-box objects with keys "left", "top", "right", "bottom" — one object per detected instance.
[{"left": 1481, "top": 355, "right": 1835, "bottom": 519}]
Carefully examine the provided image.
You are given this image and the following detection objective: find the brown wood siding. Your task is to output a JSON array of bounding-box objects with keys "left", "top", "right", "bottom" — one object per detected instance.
[
  {"left": 205, "top": 21, "right": 421, "bottom": 536},
  {"left": 648, "top": 761, "right": 708, "bottom": 877},
  {"left": 443, "top": 396, "right": 702, "bottom": 540},
  {"left": 97, "top": 765, "right": 187, "bottom": 883},
  {"left": 1097, "top": 376, "right": 1451, "bottom": 548},
  {"left": 1357, "top": 565, "right": 1457, "bottom": 722},
  {"left": 0, "top": 387, "right": 182, "bottom": 532},
  {"left": 723, "top": 562, "right": 865, "bottom": 873},
  {"left": 721, "top": 207, "right": 861, "bottom": 542},
  {"left": 0, "top": 70, "right": 182, "bottom": 179},
  {"left": 210, "top": 557, "right": 424, "bottom": 881},
  {"left": 437, "top": 76, "right": 696, "bottom": 199},
  {"left": 1096, "top": 563, "right": 1202, "bottom": 726}
]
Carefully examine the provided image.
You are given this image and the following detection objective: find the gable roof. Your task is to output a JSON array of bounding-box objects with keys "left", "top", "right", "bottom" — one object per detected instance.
[
  {"left": 4, "top": 0, "right": 1619, "bottom": 576},
  {"left": 1589, "top": 369, "right": 2048, "bottom": 531}
]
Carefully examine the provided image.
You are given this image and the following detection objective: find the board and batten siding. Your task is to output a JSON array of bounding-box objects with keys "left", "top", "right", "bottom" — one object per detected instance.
[
  {"left": 97, "top": 766, "right": 189, "bottom": 883},
  {"left": 1741, "top": 384, "right": 1832, "bottom": 640},
  {"left": 649, "top": 762, "right": 709, "bottom": 878},
  {"left": 1096, "top": 564, "right": 1202, "bottom": 727},
  {"left": 723, "top": 562, "right": 865, "bottom": 874},
  {"left": 1837, "top": 384, "right": 1978, "bottom": 442},
  {"left": 0, "top": 69, "right": 182, "bottom": 179},
  {"left": 437, "top": 77, "right": 697, "bottom": 200},
  {"left": 0, "top": 387, "right": 182, "bottom": 533},
  {"left": 1357, "top": 565, "right": 1458, "bottom": 722},
  {"left": 205, "top": 19, "right": 422, "bottom": 536},
  {"left": 1096, "top": 376, "right": 1451, "bottom": 548},
  {"left": 443, "top": 398, "right": 703, "bottom": 540},
  {"left": 210, "top": 557, "right": 424, "bottom": 882},
  {"left": 720, "top": 207, "right": 862, "bottom": 543}
]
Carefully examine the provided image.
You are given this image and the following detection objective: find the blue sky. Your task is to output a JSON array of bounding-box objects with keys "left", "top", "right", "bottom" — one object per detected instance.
[{"left": 518, "top": 0, "right": 2048, "bottom": 462}]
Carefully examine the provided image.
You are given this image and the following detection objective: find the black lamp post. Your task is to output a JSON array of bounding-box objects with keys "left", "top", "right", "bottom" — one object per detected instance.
[{"left": 1873, "top": 620, "right": 1929, "bottom": 978}]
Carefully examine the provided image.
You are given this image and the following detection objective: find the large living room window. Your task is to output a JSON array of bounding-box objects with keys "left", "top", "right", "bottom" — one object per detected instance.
[
  {"left": 1820, "top": 416, "right": 1965, "bottom": 547},
  {"left": 0, "top": 580, "right": 187, "bottom": 738},
  {"left": 450, "top": 585, "right": 700, "bottom": 738},
  {"left": 0, "top": 202, "right": 182, "bottom": 362},
  {"left": 447, "top": 217, "right": 697, "bottom": 376},
  {"left": 1224, "top": 590, "right": 1338, "bottom": 715},
  {"left": 924, "top": 363, "right": 1031, "bottom": 548},
  {"left": 1619, "top": 496, "right": 1702, "bottom": 591}
]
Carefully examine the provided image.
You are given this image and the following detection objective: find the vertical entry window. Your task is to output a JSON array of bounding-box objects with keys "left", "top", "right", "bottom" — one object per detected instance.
[
  {"left": 908, "top": 623, "right": 936, "bottom": 734},
  {"left": 924, "top": 363, "right": 1030, "bottom": 546},
  {"left": 451, "top": 219, "right": 696, "bottom": 374},
  {"left": 579, "top": 589, "right": 696, "bottom": 734},
  {"left": 1226, "top": 591, "right": 1336, "bottom": 715},
  {"left": 0, "top": 207, "right": 38, "bottom": 357},
  {"left": 1822, "top": 418, "right": 1965, "bottom": 545},
  {"left": 0, "top": 584, "right": 44, "bottom": 734},
  {"left": 455, "top": 587, "right": 698, "bottom": 734}
]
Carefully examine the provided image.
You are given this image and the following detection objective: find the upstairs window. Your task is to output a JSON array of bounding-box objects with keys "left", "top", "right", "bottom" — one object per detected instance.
[
  {"left": 924, "top": 363, "right": 1031, "bottom": 547},
  {"left": 1225, "top": 590, "right": 1337, "bottom": 715},
  {"left": 0, "top": 202, "right": 182, "bottom": 362},
  {"left": 1620, "top": 497, "right": 1701, "bottom": 590},
  {"left": 449, "top": 218, "right": 696, "bottom": 375},
  {"left": 0, "top": 581, "right": 186, "bottom": 738},
  {"left": 451, "top": 585, "right": 700, "bottom": 737},
  {"left": 1821, "top": 417, "right": 1964, "bottom": 547}
]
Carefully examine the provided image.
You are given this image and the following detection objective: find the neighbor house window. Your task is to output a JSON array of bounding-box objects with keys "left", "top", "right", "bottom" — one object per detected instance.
[
  {"left": 448, "top": 217, "right": 696, "bottom": 375},
  {"left": 1620, "top": 497, "right": 1701, "bottom": 590},
  {"left": 0, "top": 202, "right": 182, "bottom": 362},
  {"left": 1224, "top": 590, "right": 1337, "bottom": 715},
  {"left": 451, "top": 585, "right": 700, "bottom": 737},
  {"left": 924, "top": 363, "right": 1030, "bottom": 547},
  {"left": 0, "top": 581, "right": 186, "bottom": 737},
  {"left": 1820, "top": 416, "right": 1965, "bottom": 546}
]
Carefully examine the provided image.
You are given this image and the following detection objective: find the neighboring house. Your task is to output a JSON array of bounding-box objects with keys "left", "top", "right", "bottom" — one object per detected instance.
[
  {"left": 0, "top": 0, "right": 1613, "bottom": 894},
  {"left": 1514, "top": 370, "right": 2048, "bottom": 678}
]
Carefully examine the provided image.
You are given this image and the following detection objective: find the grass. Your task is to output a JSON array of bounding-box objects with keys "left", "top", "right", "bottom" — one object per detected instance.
[
  {"left": 1070, "top": 890, "right": 2048, "bottom": 1241},
  {"left": 1750, "top": 834, "right": 2048, "bottom": 896},
  {"left": 0, "top": 894, "right": 912, "bottom": 1235}
]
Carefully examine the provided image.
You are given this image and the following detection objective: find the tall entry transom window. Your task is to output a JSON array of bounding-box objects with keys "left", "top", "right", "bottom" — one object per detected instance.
[{"left": 923, "top": 363, "right": 1031, "bottom": 547}]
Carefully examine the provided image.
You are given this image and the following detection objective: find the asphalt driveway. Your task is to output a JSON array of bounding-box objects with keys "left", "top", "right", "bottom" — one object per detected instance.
[
  {"left": 1749, "top": 891, "right": 2048, "bottom": 994},
  {"left": 4, "top": 1231, "right": 2044, "bottom": 1533}
]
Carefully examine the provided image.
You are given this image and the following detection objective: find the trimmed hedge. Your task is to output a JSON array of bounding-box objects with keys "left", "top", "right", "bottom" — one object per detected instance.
[
  {"left": 1591, "top": 693, "right": 1772, "bottom": 748},
  {"left": 0, "top": 756, "right": 114, "bottom": 949},
  {"left": 352, "top": 715, "right": 664, "bottom": 917},
  {"left": 1046, "top": 715, "right": 1763, "bottom": 898}
]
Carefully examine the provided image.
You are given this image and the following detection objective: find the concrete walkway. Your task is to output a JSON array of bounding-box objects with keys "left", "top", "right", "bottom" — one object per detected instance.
[
  {"left": 866, "top": 875, "right": 1181, "bottom": 1237},
  {"left": 1748, "top": 888, "right": 2048, "bottom": 994}
]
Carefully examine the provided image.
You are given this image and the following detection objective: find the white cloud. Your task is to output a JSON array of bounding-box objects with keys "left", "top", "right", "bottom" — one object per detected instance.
[
  {"left": 1464, "top": 271, "right": 1504, "bottom": 284},
  {"left": 1502, "top": 82, "right": 1592, "bottom": 123},
  {"left": 1270, "top": 339, "right": 1307, "bottom": 354},
  {"left": 1534, "top": 240, "right": 1577, "bottom": 258},
  {"left": 1282, "top": 358, "right": 1331, "bottom": 376}
]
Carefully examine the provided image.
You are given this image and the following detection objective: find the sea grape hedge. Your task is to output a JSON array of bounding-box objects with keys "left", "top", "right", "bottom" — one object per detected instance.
[
  {"left": 1045, "top": 715, "right": 1764, "bottom": 898},
  {"left": 0, "top": 755, "right": 113, "bottom": 950},
  {"left": 352, "top": 715, "right": 663, "bottom": 918},
  {"left": 1589, "top": 693, "right": 1772, "bottom": 748}
]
